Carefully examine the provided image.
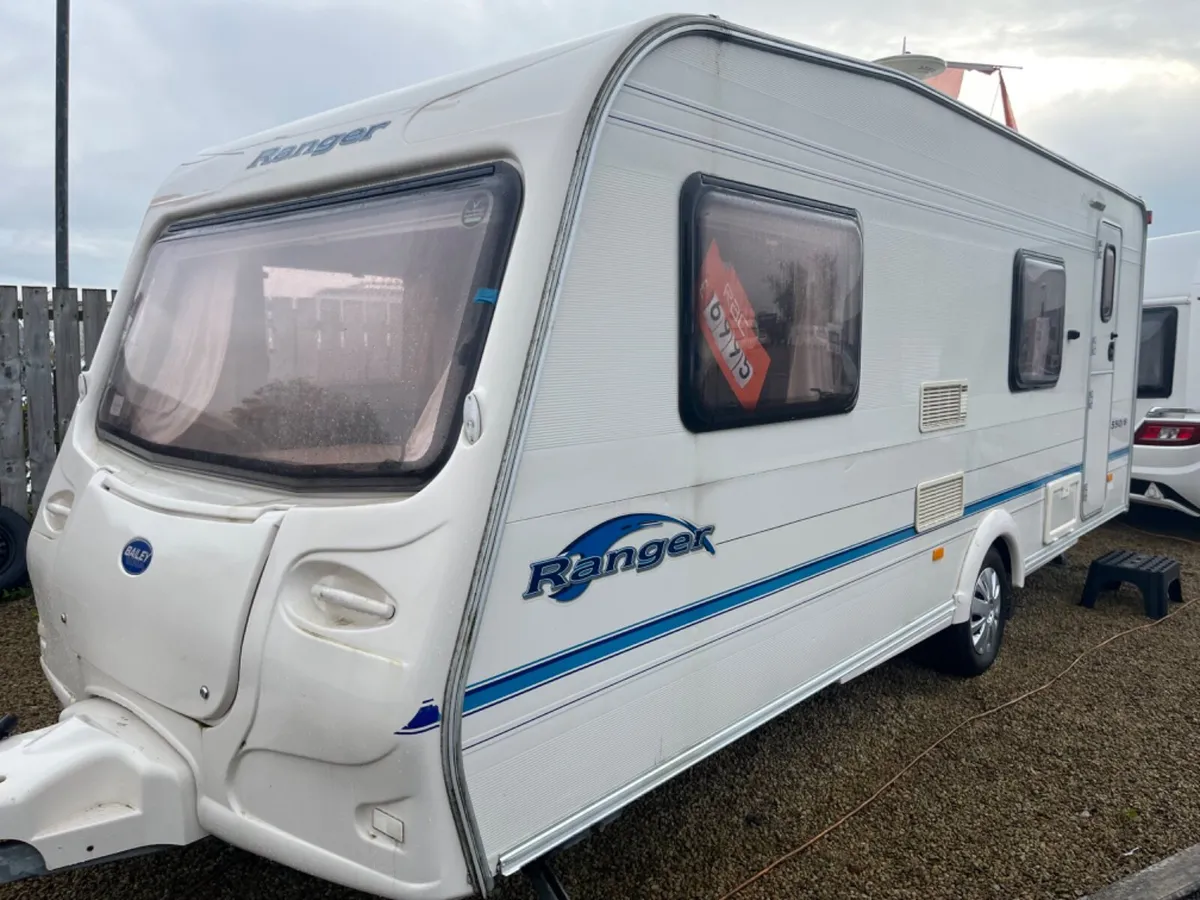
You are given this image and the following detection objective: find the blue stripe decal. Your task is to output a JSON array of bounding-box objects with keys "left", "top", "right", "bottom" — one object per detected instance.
[
  {"left": 463, "top": 463, "right": 1080, "bottom": 715},
  {"left": 395, "top": 699, "right": 441, "bottom": 735},
  {"left": 1109, "top": 446, "right": 1130, "bottom": 461}
]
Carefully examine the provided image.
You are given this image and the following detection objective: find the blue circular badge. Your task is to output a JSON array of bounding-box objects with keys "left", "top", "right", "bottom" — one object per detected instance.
[{"left": 121, "top": 538, "right": 153, "bottom": 576}]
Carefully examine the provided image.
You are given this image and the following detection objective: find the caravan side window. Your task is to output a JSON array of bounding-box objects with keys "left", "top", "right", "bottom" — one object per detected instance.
[
  {"left": 1138, "top": 306, "right": 1179, "bottom": 399},
  {"left": 679, "top": 174, "right": 863, "bottom": 433},
  {"left": 1009, "top": 250, "right": 1067, "bottom": 391}
]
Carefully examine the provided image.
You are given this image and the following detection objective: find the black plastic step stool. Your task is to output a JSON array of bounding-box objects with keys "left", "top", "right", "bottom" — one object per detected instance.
[{"left": 1080, "top": 550, "right": 1183, "bottom": 620}]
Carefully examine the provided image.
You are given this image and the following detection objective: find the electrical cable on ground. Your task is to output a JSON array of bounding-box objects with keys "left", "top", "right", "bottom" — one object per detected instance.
[
  {"left": 1118, "top": 522, "right": 1200, "bottom": 550},
  {"left": 715, "top": 544, "right": 1198, "bottom": 900}
]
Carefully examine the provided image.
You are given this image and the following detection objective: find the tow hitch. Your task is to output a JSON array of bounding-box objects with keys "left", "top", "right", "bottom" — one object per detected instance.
[{"left": 0, "top": 699, "right": 205, "bottom": 886}]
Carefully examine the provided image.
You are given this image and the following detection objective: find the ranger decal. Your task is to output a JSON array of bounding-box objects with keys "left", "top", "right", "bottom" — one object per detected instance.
[{"left": 524, "top": 514, "right": 716, "bottom": 603}]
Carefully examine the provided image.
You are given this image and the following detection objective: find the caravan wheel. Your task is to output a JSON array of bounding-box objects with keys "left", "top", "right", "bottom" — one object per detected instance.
[
  {"left": 0, "top": 506, "right": 30, "bottom": 595},
  {"left": 929, "top": 546, "right": 1011, "bottom": 677}
]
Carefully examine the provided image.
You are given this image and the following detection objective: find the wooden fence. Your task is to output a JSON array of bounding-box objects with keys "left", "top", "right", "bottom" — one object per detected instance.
[{"left": 0, "top": 286, "right": 114, "bottom": 517}]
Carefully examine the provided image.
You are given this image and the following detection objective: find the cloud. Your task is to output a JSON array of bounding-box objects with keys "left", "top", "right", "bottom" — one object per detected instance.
[
  {"left": 1024, "top": 76, "right": 1200, "bottom": 236},
  {"left": 0, "top": 0, "right": 1196, "bottom": 287}
]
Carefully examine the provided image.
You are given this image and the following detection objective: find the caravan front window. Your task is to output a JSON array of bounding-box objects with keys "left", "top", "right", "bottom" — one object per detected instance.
[
  {"left": 679, "top": 174, "right": 864, "bottom": 432},
  {"left": 97, "top": 164, "right": 521, "bottom": 488},
  {"left": 1137, "top": 306, "right": 1179, "bottom": 399},
  {"left": 1009, "top": 250, "right": 1066, "bottom": 392}
]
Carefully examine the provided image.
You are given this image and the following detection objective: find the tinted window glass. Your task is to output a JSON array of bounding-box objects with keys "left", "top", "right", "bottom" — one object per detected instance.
[
  {"left": 98, "top": 166, "right": 521, "bottom": 487},
  {"left": 1138, "top": 306, "right": 1179, "bottom": 399},
  {"left": 680, "top": 175, "right": 863, "bottom": 432},
  {"left": 1010, "top": 251, "right": 1067, "bottom": 391}
]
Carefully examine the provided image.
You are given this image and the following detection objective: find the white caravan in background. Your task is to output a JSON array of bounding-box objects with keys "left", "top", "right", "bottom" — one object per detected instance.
[
  {"left": 1131, "top": 231, "right": 1200, "bottom": 517},
  {"left": 0, "top": 13, "right": 1148, "bottom": 900}
]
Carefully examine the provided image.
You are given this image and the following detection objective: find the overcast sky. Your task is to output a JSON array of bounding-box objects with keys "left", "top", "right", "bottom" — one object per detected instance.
[{"left": 1, "top": 0, "right": 1196, "bottom": 288}]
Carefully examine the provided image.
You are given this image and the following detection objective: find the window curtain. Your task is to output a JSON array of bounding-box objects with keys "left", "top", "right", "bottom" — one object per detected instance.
[{"left": 125, "top": 256, "right": 241, "bottom": 445}]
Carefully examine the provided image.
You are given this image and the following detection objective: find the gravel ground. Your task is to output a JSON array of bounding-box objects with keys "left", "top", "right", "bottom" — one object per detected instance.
[{"left": 4, "top": 510, "right": 1200, "bottom": 900}]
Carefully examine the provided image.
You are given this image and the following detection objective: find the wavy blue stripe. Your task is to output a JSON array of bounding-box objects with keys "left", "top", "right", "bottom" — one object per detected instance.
[
  {"left": 1109, "top": 446, "right": 1130, "bottom": 461},
  {"left": 463, "top": 463, "right": 1081, "bottom": 715},
  {"left": 394, "top": 699, "right": 440, "bottom": 736}
]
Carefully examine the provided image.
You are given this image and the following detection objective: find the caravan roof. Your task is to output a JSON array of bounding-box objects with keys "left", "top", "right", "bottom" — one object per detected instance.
[{"left": 151, "top": 13, "right": 1146, "bottom": 226}]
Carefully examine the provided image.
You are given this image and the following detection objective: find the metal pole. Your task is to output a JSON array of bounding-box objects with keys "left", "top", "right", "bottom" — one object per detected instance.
[{"left": 54, "top": 0, "right": 69, "bottom": 289}]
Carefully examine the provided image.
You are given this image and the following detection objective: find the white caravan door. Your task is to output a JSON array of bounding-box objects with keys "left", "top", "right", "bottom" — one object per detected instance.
[{"left": 1082, "top": 220, "right": 1123, "bottom": 518}]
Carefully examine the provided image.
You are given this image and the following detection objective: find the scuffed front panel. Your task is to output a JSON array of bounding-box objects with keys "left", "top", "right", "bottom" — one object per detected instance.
[{"left": 48, "top": 473, "right": 281, "bottom": 720}]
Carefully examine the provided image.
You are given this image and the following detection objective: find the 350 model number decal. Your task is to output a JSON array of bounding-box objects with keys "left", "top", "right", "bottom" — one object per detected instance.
[{"left": 524, "top": 514, "right": 716, "bottom": 603}]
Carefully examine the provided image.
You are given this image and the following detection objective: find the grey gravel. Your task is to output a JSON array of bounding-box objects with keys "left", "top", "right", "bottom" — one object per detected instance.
[{"left": 4, "top": 510, "right": 1200, "bottom": 900}]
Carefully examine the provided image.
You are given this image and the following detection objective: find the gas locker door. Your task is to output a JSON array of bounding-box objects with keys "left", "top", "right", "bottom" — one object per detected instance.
[
  {"left": 48, "top": 469, "right": 285, "bottom": 720},
  {"left": 1081, "top": 220, "right": 1122, "bottom": 518}
]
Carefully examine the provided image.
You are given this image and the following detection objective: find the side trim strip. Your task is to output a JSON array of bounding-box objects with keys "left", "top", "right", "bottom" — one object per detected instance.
[
  {"left": 496, "top": 481, "right": 1133, "bottom": 874},
  {"left": 463, "top": 463, "right": 1078, "bottom": 716},
  {"left": 619, "top": 84, "right": 1095, "bottom": 244},
  {"left": 612, "top": 111, "right": 1093, "bottom": 254},
  {"left": 497, "top": 599, "right": 957, "bottom": 875}
]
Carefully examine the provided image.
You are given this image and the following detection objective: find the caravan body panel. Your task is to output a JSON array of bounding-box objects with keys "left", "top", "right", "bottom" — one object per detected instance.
[{"left": 458, "top": 29, "right": 1145, "bottom": 871}]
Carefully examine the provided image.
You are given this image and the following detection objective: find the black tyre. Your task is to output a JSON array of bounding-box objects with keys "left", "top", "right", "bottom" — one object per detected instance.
[
  {"left": 0, "top": 505, "right": 30, "bottom": 594},
  {"left": 927, "top": 545, "right": 1011, "bottom": 677}
]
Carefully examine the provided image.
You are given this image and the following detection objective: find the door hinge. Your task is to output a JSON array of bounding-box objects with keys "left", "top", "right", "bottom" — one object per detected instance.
[
  {"left": 1082, "top": 484, "right": 1090, "bottom": 501},
  {"left": 1096, "top": 239, "right": 1104, "bottom": 258},
  {"left": 1091, "top": 336, "right": 1098, "bottom": 356},
  {"left": 1087, "top": 390, "right": 1094, "bottom": 409}
]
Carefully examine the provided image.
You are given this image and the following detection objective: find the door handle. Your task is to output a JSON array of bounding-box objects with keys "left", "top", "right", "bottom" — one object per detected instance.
[
  {"left": 1067, "top": 329, "right": 1081, "bottom": 340},
  {"left": 44, "top": 499, "right": 72, "bottom": 517},
  {"left": 311, "top": 584, "right": 396, "bottom": 620},
  {"left": 1110, "top": 332, "right": 1119, "bottom": 340}
]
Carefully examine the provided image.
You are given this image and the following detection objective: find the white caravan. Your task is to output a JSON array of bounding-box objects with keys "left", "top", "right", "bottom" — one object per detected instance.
[
  {"left": 1131, "top": 231, "right": 1200, "bottom": 517},
  {"left": 1, "top": 13, "right": 1148, "bottom": 900}
]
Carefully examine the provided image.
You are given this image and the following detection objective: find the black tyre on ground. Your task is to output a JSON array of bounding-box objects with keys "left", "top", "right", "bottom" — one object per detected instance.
[
  {"left": 926, "top": 544, "right": 1012, "bottom": 677},
  {"left": 0, "top": 505, "right": 30, "bottom": 594}
]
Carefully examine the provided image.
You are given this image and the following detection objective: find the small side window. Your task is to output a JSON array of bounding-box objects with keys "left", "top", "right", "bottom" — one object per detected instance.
[
  {"left": 679, "top": 174, "right": 864, "bottom": 432},
  {"left": 1009, "top": 250, "right": 1067, "bottom": 392},
  {"left": 1100, "top": 243, "right": 1116, "bottom": 323},
  {"left": 1138, "top": 306, "right": 1179, "bottom": 399}
]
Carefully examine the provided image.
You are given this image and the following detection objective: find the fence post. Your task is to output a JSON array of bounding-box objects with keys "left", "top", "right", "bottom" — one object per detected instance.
[
  {"left": 81, "top": 287, "right": 108, "bottom": 368},
  {"left": 0, "top": 286, "right": 26, "bottom": 515},
  {"left": 23, "top": 287, "right": 56, "bottom": 512},
  {"left": 52, "top": 286, "right": 81, "bottom": 444}
]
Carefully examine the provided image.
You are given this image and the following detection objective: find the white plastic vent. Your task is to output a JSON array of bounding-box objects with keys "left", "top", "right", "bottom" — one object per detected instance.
[
  {"left": 915, "top": 472, "right": 966, "bottom": 533},
  {"left": 919, "top": 380, "right": 969, "bottom": 433}
]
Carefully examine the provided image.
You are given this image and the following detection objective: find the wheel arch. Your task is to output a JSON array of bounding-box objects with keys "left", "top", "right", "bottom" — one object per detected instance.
[{"left": 950, "top": 509, "right": 1024, "bottom": 625}]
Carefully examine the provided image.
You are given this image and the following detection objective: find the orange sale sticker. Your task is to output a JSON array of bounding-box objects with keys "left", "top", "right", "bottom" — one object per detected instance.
[{"left": 698, "top": 240, "right": 770, "bottom": 409}]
